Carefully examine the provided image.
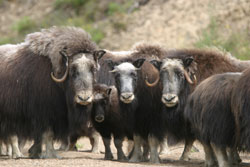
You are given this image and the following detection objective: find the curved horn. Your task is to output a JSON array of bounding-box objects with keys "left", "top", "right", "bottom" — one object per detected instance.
[
  {"left": 145, "top": 75, "right": 160, "bottom": 87},
  {"left": 51, "top": 56, "right": 69, "bottom": 83},
  {"left": 184, "top": 70, "right": 194, "bottom": 85},
  {"left": 109, "top": 69, "right": 117, "bottom": 73},
  {"left": 193, "top": 74, "right": 197, "bottom": 85}
]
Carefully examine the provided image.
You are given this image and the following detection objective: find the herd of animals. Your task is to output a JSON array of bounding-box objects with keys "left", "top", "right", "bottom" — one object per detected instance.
[{"left": 0, "top": 26, "right": 250, "bottom": 167}]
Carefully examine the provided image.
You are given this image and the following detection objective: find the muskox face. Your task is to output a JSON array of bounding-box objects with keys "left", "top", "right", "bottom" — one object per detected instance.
[
  {"left": 150, "top": 57, "right": 194, "bottom": 107},
  {"left": 106, "top": 59, "right": 145, "bottom": 104},
  {"left": 92, "top": 84, "right": 113, "bottom": 123},
  {"left": 51, "top": 50, "right": 106, "bottom": 105}
]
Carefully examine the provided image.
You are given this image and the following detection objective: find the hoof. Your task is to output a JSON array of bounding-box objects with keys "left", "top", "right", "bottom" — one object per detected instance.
[{"left": 104, "top": 153, "right": 114, "bottom": 160}]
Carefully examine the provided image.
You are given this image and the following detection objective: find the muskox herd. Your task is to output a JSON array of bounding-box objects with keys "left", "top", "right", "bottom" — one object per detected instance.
[{"left": 0, "top": 26, "right": 250, "bottom": 167}]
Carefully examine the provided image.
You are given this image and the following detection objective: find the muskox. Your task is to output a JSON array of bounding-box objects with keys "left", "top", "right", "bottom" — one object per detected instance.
[
  {"left": 91, "top": 84, "right": 131, "bottom": 161},
  {"left": 0, "top": 26, "right": 105, "bottom": 158},
  {"left": 96, "top": 44, "right": 167, "bottom": 163},
  {"left": 93, "top": 49, "right": 149, "bottom": 161},
  {"left": 232, "top": 68, "right": 250, "bottom": 153},
  {"left": 147, "top": 47, "right": 250, "bottom": 162},
  {"left": 185, "top": 72, "right": 242, "bottom": 167}
]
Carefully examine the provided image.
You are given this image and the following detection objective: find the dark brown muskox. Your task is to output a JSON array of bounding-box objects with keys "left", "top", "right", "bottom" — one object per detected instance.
[
  {"left": 232, "top": 68, "right": 250, "bottom": 153},
  {"left": 0, "top": 26, "right": 105, "bottom": 158},
  {"left": 91, "top": 84, "right": 131, "bottom": 161},
  {"left": 96, "top": 44, "right": 167, "bottom": 163},
  {"left": 147, "top": 47, "right": 250, "bottom": 162},
  {"left": 185, "top": 72, "right": 242, "bottom": 167},
  {"left": 94, "top": 49, "right": 149, "bottom": 161}
]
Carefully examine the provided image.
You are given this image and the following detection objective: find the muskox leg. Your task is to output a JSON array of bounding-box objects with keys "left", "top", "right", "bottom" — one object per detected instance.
[
  {"left": 180, "top": 138, "right": 195, "bottom": 161},
  {"left": 41, "top": 131, "right": 60, "bottom": 159},
  {"left": 114, "top": 137, "right": 127, "bottom": 161},
  {"left": 129, "top": 135, "right": 143, "bottom": 162},
  {"left": 29, "top": 137, "right": 42, "bottom": 158},
  {"left": 59, "top": 136, "right": 70, "bottom": 151},
  {"left": 10, "top": 135, "right": 24, "bottom": 158},
  {"left": 102, "top": 137, "right": 114, "bottom": 160},
  {"left": 210, "top": 143, "right": 231, "bottom": 167},
  {"left": 89, "top": 131, "right": 100, "bottom": 154},
  {"left": 68, "top": 135, "right": 78, "bottom": 151},
  {"left": 227, "top": 148, "right": 241, "bottom": 165},
  {"left": 202, "top": 142, "right": 217, "bottom": 167},
  {"left": 6, "top": 142, "right": 12, "bottom": 158},
  {"left": 148, "top": 135, "right": 160, "bottom": 164},
  {"left": 0, "top": 140, "right": 5, "bottom": 156},
  {"left": 142, "top": 141, "right": 149, "bottom": 161},
  {"left": 18, "top": 137, "right": 26, "bottom": 153}
]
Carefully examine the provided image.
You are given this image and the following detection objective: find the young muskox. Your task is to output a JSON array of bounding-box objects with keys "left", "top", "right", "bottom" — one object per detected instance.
[
  {"left": 0, "top": 26, "right": 105, "bottom": 158},
  {"left": 147, "top": 48, "right": 250, "bottom": 162},
  {"left": 91, "top": 84, "right": 132, "bottom": 161},
  {"left": 185, "top": 73, "right": 241, "bottom": 167}
]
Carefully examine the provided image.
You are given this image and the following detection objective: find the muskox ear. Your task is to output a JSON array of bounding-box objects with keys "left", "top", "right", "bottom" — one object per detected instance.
[
  {"left": 183, "top": 57, "right": 193, "bottom": 68},
  {"left": 150, "top": 60, "right": 162, "bottom": 71},
  {"left": 93, "top": 50, "right": 106, "bottom": 62},
  {"left": 106, "top": 88, "right": 112, "bottom": 96},
  {"left": 105, "top": 59, "right": 117, "bottom": 70},
  {"left": 132, "top": 58, "right": 145, "bottom": 69}
]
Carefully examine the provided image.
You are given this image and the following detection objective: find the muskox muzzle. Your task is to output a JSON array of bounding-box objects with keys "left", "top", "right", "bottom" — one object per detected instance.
[
  {"left": 162, "top": 94, "right": 179, "bottom": 107},
  {"left": 120, "top": 92, "right": 135, "bottom": 104},
  {"left": 95, "top": 114, "right": 105, "bottom": 123},
  {"left": 75, "top": 91, "right": 93, "bottom": 105}
]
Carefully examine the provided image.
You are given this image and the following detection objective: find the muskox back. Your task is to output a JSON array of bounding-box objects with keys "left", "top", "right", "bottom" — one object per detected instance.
[{"left": 185, "top": 72, "right": 241, "bottom": 147}]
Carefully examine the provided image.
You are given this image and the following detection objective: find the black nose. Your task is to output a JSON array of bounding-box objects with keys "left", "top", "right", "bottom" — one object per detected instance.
[
  {"left": 121, "top": 93, "right": 133, "bottom": 99},
  {"left": 95, "top": 115, "right": 104, "bottom": 122},
  {"left": 164, "top": 95, "right": 176, "bottom": 102},
  {"left": 78, "top": 95, "right": 90, "bottom": 101}
]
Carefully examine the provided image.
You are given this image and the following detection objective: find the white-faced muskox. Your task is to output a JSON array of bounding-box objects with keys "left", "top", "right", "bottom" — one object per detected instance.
[
  {"left": 185, "top": 72, "right": 242, "bottom": 167},
  {"left": 147, "top": 48, "right": 250, "bottom": 162},
  {"left": 96, "top": 44, "right": 168, "bottom": 163},
  {"left": 0, "top": 26, "right": 105, "bottom": 158},
  {"left": 93, "top": 50, "right": 148, "bottom": 161}
]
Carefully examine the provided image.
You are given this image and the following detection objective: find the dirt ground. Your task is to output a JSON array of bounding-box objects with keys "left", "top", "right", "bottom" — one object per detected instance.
[{"left": 1, "top": 138, "right": 250, "bottom": 167}]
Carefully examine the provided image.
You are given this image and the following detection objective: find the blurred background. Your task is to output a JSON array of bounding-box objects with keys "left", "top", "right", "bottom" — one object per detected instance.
[{"left": 0, "top": 0, "right": 249, "bottom": 59}]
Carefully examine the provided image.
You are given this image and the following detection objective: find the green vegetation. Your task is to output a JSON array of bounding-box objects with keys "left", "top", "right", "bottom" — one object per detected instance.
[
  {"left": 1, "top": 0, "right": 135, "bottom": 45},
  {"left": 194, "top": 18, "right": 250, "bottom": 60},
  {"left": 12, "top": 16, "right": 37, "bottom": 34}
]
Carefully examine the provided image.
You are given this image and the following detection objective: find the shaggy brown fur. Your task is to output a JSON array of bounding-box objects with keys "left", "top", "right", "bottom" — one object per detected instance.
[
  {"left": 232, "top": 68, "right": 250, "bottom": 152},
  {"left": 0, "top": 26, "right": 104, "bottom": 158}
]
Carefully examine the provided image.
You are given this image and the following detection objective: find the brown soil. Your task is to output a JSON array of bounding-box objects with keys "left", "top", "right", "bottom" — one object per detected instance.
[{"left": 0, "top": 138, "right": 250, "bottom": 167}]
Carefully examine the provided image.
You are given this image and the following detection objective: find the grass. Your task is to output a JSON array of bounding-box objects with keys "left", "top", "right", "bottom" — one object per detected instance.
[
  {"left": 12, "top": 16, "right": 37, "bottom": 34},
  {"left": 194, "top": 18, "right": 250, "bottom": 60},
  {"left": 1, "top": 0, "right": 134, "bottom": 45}
]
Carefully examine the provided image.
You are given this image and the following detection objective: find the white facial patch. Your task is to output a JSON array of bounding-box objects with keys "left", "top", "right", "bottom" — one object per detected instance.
[
  {"left": 161, "top": 59, "right": 184, "bottom": 71},
  {"left": 115, "top": 62, "right": 137, "bottom": 74},
  {"left": 94, "top": 93, "right": 104, "bottom": 100}
]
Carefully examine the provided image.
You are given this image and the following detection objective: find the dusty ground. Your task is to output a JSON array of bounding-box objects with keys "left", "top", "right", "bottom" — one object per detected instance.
[{"left": 0, "top": 138, "right": 250, "bottom": 167}]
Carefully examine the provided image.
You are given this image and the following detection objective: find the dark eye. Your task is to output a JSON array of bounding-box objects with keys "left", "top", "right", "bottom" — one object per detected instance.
[
  {"left": 91, "top": 65, "right": 97, "bottom": 73},
  {"left": 130, "top": 72, "right": 136, "bottom": 77},
  {"left": 115, "top": 73, "right": 120, "bottom": 78},
  {"left": 179, "top": 72, "right": 184, "bottom": 78},
  {"left": 71, "top": 66, "right": 78, "bottom": 78}
]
